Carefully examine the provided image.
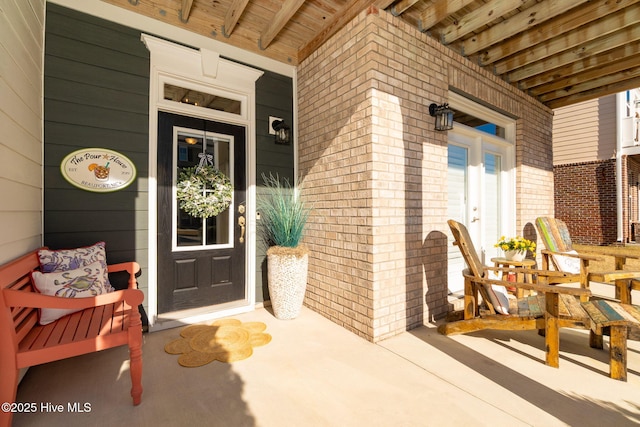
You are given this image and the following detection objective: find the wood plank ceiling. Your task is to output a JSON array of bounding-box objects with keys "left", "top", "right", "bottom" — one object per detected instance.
[{"left": 103, "top": 0, "right": 640, "bottom": 109}]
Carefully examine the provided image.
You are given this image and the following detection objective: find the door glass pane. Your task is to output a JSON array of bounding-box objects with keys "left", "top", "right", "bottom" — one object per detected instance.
[
  {"left": 483, "top": 153, "right": 501, "bottom": 259},
  {"left": 175, "top": 130, "right": 233, "bottom": 249},
  {"left": 447, "top": 145, "right": 468, "bottom": 294}
]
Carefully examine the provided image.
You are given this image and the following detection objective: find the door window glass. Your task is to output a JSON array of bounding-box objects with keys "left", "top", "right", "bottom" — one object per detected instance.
[
  {"left": 447, "top": 145, "right": 468, "bottom": 294},
  {"left": 483, "top": 153, "right": 502, "bottom": 258},
  {"left": 174, "top": 129, "right": 233, "bottom": 250}
]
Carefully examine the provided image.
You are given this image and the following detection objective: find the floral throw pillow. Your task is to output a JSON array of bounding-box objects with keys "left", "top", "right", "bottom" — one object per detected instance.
[
  {"left": 37, "top": 242, "right": 115, "bottom": 292},
  {"left": 31, "top": 261, "right": 111, "bottom": 325}
]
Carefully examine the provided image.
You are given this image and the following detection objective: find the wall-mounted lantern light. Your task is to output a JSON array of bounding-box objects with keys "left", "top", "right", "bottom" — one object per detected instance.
[
  {"left": 429, "top": 103, "right": 454, "bottom": 131},
  {"left": 272, "top": 119, "right": 291, "bottom": 145}
]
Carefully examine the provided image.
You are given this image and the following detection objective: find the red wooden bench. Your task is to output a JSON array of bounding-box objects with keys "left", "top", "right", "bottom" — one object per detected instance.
[{"left": 0, "top": 249, "right": 143, "bottom": 427}]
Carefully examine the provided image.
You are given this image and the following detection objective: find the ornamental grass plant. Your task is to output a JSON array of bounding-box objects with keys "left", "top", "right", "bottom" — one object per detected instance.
[{"left": 257, "top": 173, "right": 310, "bottom": 249}]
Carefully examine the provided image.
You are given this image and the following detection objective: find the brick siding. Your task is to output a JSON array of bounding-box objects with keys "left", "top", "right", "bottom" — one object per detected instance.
[
  {"left": 297, "top": 8, "right": 554, "bottom": 342},
  {"left": 554, "top": 160, "right": 618, "bottom": 245},
  {"left": 554, "top": 157, "right": 640, "bottom": 245}
]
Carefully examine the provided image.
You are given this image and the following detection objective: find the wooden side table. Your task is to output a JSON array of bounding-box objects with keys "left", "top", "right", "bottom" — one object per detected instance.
[{"left": 490, "top": 257, "right": 536, "bottom": 298}]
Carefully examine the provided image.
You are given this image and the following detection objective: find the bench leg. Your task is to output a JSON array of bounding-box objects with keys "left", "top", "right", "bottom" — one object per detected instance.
[
  {"left": 589, "top": 330, "right": 603, "bottom": 349},
  {"left": 615, "top": 279, "right": 632, "bottom": 305},
  {"left": 609, "top": 325, "right": 628, "bottom": 381},
  {"left": 0, "top": 368, "right": 18, "bottom": 427},
  {"left": 545, "top": 293, "right": 560, "bottom": 368},
  {"left": 128, "top": 307, "right": 143, "bottom": 405}
]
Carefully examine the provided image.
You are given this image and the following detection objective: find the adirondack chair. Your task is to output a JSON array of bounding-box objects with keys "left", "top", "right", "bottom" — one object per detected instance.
[
  {"left": 535, "top": 217, "right": 640, "bottom": 304},
  {"left": 440, "top": 220, "right": 596, "bottom": 367}
]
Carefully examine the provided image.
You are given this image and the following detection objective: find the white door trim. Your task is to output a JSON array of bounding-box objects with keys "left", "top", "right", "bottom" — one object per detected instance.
[
  {"left": 446, "top": 93, "right": 516, "bottom": 293},
  {"left": 142, "top": 34, "right": 263, "bottom": 331},
  {"left": 449, "top": 92, "right": 516, "bottom": 238}
]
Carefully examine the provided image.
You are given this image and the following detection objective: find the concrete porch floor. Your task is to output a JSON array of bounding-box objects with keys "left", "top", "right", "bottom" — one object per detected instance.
[{"left": 12, "top": 287, "right": 640, "bottom": 427}]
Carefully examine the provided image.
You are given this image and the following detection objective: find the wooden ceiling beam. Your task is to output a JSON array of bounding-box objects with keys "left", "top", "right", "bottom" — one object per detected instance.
[
  {"left": 460, "top": 0, "right": 589, "bottom": 56},
  {"left": 375, "top": 0, "right": 397, "bottom": 7},
  {"left": 179, "top": 0, "right": 194, "bottom": 23},
  {"left": 297, "top": 0, "right": 379, "bottom": 62},
  {"left": 419, "top": 0, "right": 475, "bottom": 32},
  {"left": 479, "top": 0, "right": 638, "bottom": 65},
  {"left": 520, "top": 42, "right": 640, "bottom": 91},
  {"left": 391, "top": 0, "right": 420, "bottom": 16},
  {"left": 506, "top": 24, "right": 640, "bottom": 83},
  {"left": 222, "top": 0, "right": 250, "bottom": 38},
  {"left": 98, "top": 0, "right": 640, "bottom": 109},
  {"left": 531, "top": 55, "right": 640, "bottom": 99},
  {"left": 537, "top": 64, "right": 640, "bottom": 103},
  {"left": 258, "top": 0, "right": 306, "bottom": 50},
  {"left": 547, "top": 76, "right": 640, "bottom": 109},
  {"left": 441, "top": 0, "right": 525, "bottom": 44},
  {"left": 494, "top": 5, "right": 640, "bottom": 75}
]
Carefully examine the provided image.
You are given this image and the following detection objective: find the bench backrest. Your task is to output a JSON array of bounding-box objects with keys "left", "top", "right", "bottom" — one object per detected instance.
[
  {"left": 0, "top": 250, "right": 42, "bottom": 349},
  {"left": 536, "top": 217, "right": 574, "bottom": 253},
  {"left": 447, "top": 219, "right": 485, "bottom": 279}
]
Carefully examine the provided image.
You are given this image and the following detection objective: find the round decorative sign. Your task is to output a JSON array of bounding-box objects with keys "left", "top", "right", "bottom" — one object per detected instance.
[{"left": 60, "top": 148, "right": 137, "bottom": 193}]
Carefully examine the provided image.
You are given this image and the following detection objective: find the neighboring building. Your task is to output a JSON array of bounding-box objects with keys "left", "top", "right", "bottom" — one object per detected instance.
[{"left": 553, "top": 89, "right": 640, "bottom": 245}]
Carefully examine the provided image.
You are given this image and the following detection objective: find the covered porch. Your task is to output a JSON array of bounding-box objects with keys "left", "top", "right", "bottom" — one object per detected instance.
[
  {"left": 4, "top": 1, "right": 640, "bottom": 424},
  {"left": 13, "top": 294, "right": 640, "bottom": 426}
]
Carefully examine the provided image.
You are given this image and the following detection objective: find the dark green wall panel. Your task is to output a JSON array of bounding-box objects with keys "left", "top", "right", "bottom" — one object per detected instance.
[
  {"left": 254, "top": 71, "right": 294, "bottom": 302},
  {"left": 44, "top": 4, "right": 150, "bottom": 310}
]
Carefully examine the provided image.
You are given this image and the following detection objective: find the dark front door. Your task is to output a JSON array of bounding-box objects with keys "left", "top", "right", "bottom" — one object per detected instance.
[{"left": 157, "top": 112, "right": 246, "bottom": 314}]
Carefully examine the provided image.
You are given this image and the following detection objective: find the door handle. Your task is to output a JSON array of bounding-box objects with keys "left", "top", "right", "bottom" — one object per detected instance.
[
  {"left": 238, "top": 215, "right": 246, "bottom": 243},
  {"left": 471, "top": 216, "right": 479, "bottom": 222}
]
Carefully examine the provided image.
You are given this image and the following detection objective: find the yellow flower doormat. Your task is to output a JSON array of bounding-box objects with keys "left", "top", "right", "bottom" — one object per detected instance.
[{"left": 164, "top": 319, "right": 272, "bottom": 367}]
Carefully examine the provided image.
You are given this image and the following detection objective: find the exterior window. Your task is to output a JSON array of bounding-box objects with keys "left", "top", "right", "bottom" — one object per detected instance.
[
  {"left": 455, "top": 111, "right": 506, "bottom": 138},
  {"left": 164, "top": 83, "right": 241, "bottom": 115}
]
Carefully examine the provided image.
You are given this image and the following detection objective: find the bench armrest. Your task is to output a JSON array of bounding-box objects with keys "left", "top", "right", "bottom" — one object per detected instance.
[
  {"left": 107, "top": 262, "right": 141, "bottom": 289},
  {"left": 471, "top": 272, "right": 591, "bottom": 298},
  {"left": 2, "top": 288, "right": 144, "bottom": 310},
  {"left": 486, "top": 266, "right": 574, "bottom": 280},
  {"left": 540, "top": 249, "right": 603, "bottom": 262}
]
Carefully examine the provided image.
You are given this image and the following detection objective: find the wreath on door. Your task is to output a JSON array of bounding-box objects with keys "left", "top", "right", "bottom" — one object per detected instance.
[{"left": 176, "top": 162, "right": 233, "bottom": 219}]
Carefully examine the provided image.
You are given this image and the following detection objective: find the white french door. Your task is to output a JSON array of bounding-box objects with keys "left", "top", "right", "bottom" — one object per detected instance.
[{"left": 447, "top": 128, "right": 514, "bottom": 294}]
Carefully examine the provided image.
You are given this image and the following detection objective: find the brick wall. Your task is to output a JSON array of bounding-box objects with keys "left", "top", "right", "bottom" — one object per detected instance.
[
  {"left": 629, "top": 157, "right": 640, "bottom": 241},
  {"left": 297, "top": 7, "right": 554, "bottom": 342},
  {"left": 554, "top": 160, "right": 618, "bottom": 245},
  {"left": 554, "top": 156, "right": 640, "bottom": 245}
]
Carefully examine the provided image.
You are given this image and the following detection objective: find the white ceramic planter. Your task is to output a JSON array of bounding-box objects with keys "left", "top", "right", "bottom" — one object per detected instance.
[
  {"left": 267, "top": 247, "right": 309, "bottom": 320},
  {"left": 504, "top": 249, "right": 526, "bottom": 262}
]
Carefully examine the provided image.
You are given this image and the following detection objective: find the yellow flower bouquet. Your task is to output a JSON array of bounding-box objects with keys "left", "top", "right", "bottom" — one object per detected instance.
[
  {"left": 495, "top": 236, "right": 536, "bottom": 261},
  {"left": 495, "top": 236, "right": 536, "bottom": 252}
]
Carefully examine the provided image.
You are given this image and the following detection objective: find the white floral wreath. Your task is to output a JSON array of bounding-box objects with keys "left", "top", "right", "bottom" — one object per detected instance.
[{"left": 176, "top": 161, "right": 233, "bottom": 219}]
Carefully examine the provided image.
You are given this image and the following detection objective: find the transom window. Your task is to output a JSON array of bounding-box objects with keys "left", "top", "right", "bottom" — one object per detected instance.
[{"left": 164, "top": 83, "right": 241, "bottom": 115}]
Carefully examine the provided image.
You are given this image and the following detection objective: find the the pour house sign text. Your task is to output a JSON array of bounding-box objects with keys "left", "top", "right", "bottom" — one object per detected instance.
[{"left": 61, "top": 148, "right": 137, "bottom": 193}]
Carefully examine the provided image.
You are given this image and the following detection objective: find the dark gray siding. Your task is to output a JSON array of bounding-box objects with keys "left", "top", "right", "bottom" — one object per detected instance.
[
  {"left": 255, "top": 71, "right": 295, "bottom": 302},
  {"left": 44, "top": 5, "right": 150, "bottom": 310},
  {"left": 44, "top": 4, "right": 295, "bottom": 311}
]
